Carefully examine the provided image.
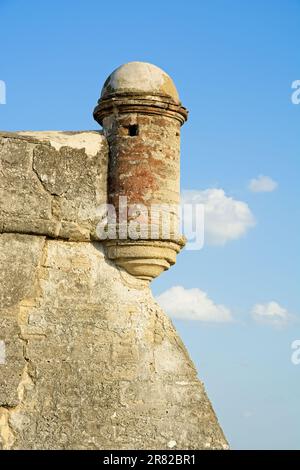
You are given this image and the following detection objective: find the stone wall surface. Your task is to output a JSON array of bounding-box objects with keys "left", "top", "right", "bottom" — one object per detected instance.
[
  {"left": 0, "top": 123, "right": 228, "bottom": 448},
  {"left": 0, "top": 233, "right": 227, "bottom": 449},
  {"left": 0, "top": 132, "right": 108, "bottom": 241}
]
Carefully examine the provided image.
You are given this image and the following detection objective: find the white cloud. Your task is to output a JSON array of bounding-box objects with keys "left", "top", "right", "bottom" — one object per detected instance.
[
  {"left": 156, "top": 285, "right": 233, "bottom": 322},
  {"left": 248, "top": 175, "right": 278, "bottom": 193},
  {"left": 251, "top": 301, "right": 290, "bottom": 327},
  {"left": 181, "top": 189, "right": 255, "bottom": 246}
]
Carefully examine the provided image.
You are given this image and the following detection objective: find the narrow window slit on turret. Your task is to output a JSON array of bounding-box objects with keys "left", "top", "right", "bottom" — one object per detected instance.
[{"left": 128, "top": 124, "right": 139, "bottom": 136}]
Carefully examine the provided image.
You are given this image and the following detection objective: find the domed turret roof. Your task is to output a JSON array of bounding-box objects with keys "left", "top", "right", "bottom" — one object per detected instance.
[{"left": 100, "top": 62, "right": 180, "bottom": 103}]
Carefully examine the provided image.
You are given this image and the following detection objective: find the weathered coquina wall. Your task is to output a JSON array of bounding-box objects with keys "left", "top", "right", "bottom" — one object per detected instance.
[{"left": 0, "top": 62, "right": 228, "bottom": 450}]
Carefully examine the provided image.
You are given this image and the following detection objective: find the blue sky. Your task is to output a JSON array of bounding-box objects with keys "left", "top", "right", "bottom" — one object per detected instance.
[{"left": 1, "top": 0, "right": 300, "bottom": 449}]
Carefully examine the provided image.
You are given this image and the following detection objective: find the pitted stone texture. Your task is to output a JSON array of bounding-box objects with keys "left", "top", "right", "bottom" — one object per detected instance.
[
  {"left": 0, "top": 132, "right": 108, "bottom": 241},
  {"left": 0, "top": 234, "right": 45, "bottom": 411},
  {"left": 101, "top": 110, "right": 183, "bottom": 280},
  {"left": 0, "top": 237, "right": 228, "bottom": 450},
  {"left": 106, "top": 114, "right": 181, "bottom": 209}
]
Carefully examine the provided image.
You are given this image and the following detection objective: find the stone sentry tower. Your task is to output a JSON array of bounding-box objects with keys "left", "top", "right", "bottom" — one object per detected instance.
[
  {"left": 0, "top": 62, "right": 228, "bottom": 449},
  {"left": 94, "top": 62, "right": 187, "bottom": 281}
]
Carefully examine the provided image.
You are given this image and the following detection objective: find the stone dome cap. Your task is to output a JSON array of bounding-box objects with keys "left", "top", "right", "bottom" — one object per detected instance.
[{"left": 100, "top": 61, "right": 180, "bottom": 103}]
